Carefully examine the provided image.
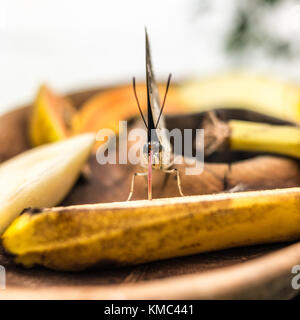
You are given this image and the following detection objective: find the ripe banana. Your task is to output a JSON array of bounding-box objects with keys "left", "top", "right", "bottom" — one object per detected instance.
[
  {"left": 0, "top": 133, "right": 95, "bottom": 234},
  {"left": 3, "top": 187, "right": 300, "bottom": 271},
  {"left": 178, "top": 71, "right": 300, "bottom": 123},
  {"left": 229, "top": 120, "right": 300, "bottom": 159}
]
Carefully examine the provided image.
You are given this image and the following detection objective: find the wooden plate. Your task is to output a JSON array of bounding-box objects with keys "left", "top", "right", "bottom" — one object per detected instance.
[{"left": 1, "top": 87, "right": 300, "bottom": 300}]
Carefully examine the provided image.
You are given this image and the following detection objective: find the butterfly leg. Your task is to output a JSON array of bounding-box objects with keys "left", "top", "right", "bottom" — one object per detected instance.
[
  {"left": 127, "top": 172, "right": 148, "bottom": 201},
  {"left": 162, "top": 168, "right": 184, "bottom": 197}
]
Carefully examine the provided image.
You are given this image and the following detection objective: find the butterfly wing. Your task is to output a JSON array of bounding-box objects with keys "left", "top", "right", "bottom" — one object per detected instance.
[{"left": 145, "top": 29, "right": 171, "bottom": 165}]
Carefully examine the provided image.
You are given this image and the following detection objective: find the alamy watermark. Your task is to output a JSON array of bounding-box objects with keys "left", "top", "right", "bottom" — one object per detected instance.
[
  {"left": 0, "top": 265, "right": 5, "bottom": 289},
  {"left": 291, "top": 265, "right": 300, "bottom": 290},
  {"left": 95, "top": 121, "right": 204, "bottom": 175}
]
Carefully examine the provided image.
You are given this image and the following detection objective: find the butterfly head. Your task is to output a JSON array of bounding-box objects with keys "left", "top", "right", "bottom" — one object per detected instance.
[{"left": 143, "top": 141, "right": 163, "bottom": 169}]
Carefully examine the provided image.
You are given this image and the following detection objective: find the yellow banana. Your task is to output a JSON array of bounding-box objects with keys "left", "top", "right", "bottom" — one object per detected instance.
[
  {"left": 178, "top": 71, "right": 300, "bottom": 123},
  {"left": 229, "top": 120, "right": 300, "bottom": 159},
  {"left": 29, "top": 85, "right": 75, "bottom": 147},
  {"left": 0, "top": 134, "right": 94, "bottom": 234},
  {"left": 3, "top": 187, "right": 300, "bottom": 271}
]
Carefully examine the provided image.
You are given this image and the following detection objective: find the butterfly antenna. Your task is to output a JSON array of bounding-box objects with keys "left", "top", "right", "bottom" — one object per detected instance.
[
  {"left": 155, "top": 73, "right": 172, "bottom": 128},
  {"left": 132, "top": 77, "right": 148, "bottom": 129}
]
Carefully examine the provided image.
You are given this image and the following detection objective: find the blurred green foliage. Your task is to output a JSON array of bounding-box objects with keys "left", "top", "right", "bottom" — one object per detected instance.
[
  {"left": 193, "top": 0, "right": 299, "bottom": 59},
  {"left": 226, "top": 0, "right": 294, "bottom": 58}
]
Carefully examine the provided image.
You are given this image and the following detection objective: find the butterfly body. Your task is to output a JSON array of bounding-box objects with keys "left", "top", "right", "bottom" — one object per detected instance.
[{"left": 127, "top": 29, "right": 184, "bottom": 201}]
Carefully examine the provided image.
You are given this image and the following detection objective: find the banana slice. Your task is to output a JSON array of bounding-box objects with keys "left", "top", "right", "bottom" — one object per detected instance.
[{"left": 0, "top": 133, "right": 94, "bottom": 234}]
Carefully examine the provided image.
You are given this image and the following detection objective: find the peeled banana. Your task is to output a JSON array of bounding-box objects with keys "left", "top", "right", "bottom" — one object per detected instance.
[
  {"left": 0, "top": 134, "right": 94, "bottom": 234},
  {"left": 229, "top": 120, "right": 300, "bottom": 159},
  {"left": 202, "top": 112, "right": 300, "bottom": 160},
  {"left": 3, "top": 187, "right": 300, "bottom": 271},
  {"left": 179, "top": 71, "right": 300, "bottom": 123}
]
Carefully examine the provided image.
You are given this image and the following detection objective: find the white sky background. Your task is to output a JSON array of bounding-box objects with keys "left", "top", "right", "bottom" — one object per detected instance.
[{"left": 1, "top": 0, "right": 300, "bottom": 115}]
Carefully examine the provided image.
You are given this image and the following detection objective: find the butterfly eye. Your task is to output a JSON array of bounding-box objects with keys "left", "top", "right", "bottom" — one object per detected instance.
[
  {"left": 143, "top": 142, "right": 162, "bottom": 155},
  {"left": 143, "top": 143, "right": 150, "bottom": 156},
  {"left": 151, "top": 141, "right": 161, "bottom": 155}
]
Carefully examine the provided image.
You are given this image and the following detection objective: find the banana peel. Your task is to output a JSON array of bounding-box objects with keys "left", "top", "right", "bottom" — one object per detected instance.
[
  {"left": 0, "top": 133, "right": 95, "bottom": 234},
  {"left": 28, "top": 85, "right": 75, "bottom": 147},
  {"left": 178, "top": 71, "right": 300, "bottom": 124},
  {"left": 3, "top": 187, "right": 300, "bottom": 271}
]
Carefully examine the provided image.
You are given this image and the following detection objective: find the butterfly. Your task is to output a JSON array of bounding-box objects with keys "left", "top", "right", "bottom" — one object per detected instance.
[{"left": 127, "top": 29, "right": 184, "bottom": 200}]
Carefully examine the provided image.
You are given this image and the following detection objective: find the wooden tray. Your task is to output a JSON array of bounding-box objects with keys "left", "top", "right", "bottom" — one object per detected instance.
[{"left": 1, "top": 87, "right": 300, "bottom": 300}]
